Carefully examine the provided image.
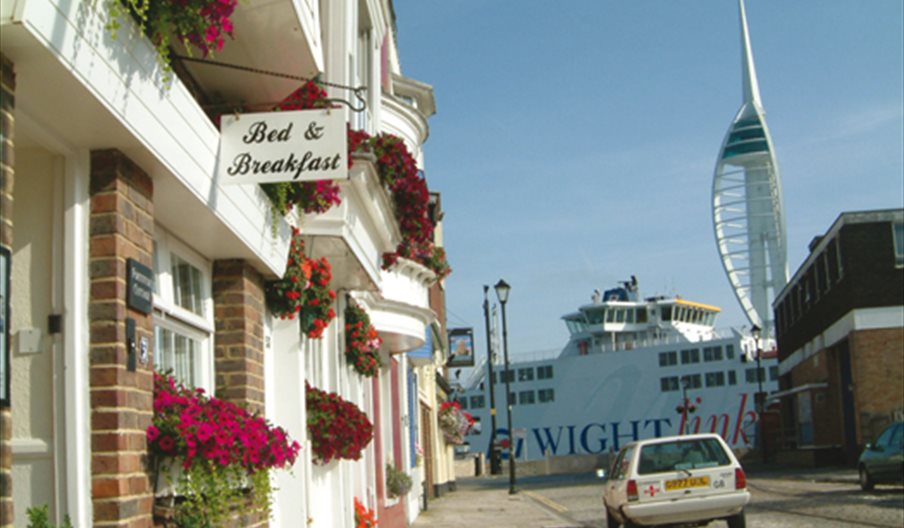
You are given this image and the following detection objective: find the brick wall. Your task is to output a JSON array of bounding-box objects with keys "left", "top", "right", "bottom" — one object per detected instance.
[
  {"left": 212, "top": 260, "right": 265, "bottom": 414},
  {"left": 0, "top": 52, "right": 15, "bottom": 528},
  {"left": 211, "top": 259, "right": 267, "bottom": 528},
  {"left": 850, "top": 327, "right": 904, "bottom": 444},
  {"left": 89, "top": 149, "right": 155, "bottom": 527}
]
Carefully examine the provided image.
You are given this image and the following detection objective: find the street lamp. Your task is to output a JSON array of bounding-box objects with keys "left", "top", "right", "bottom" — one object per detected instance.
[
  {"left": 751, "top": 324, "right": 766, "bottom": 463},
  {"left": 494, "top": 278, "right": 516, "bottom": 494},
  {"left": 680, "top": 375, "right": 690, "bottom": 434},
  {"left": 482, "top": 286, "right": 500, "bottom": 475}
]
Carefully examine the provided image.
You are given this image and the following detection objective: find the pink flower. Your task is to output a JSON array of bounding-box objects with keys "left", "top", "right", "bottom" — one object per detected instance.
[
  {"left": 158, "top": 435, "right": 175, "bottom": 453},
  {"left": 146, "top": 425, "right": 160, "bottom": 443},
  {"left": 196, "top": 422, "right": 215, "bottom": 443}
]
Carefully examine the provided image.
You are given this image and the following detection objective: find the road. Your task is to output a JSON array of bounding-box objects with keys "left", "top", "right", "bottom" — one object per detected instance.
[{"left": 512, "top": 470, "right": 904, "bottom": 527}]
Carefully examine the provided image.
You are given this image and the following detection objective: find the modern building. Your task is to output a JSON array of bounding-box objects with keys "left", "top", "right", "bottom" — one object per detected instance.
[
  {"left": 713, "top": 0, "right": 789, "bottom": 338},
  {"left": 772, "top": 209, "right": 904, "bottom": 465},
  {"left": 0, "top": 1, "right": 451, "bottom": 527}
]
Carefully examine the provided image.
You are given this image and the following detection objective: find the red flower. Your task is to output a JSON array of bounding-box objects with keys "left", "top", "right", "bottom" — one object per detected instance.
[{"left": 158, "top": 435, "right": 175, "bottom": 453}]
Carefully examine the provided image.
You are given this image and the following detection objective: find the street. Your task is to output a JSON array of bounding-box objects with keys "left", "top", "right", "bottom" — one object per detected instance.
[{"left": 440, "top": 469, "right": 904, "bottom": 528}]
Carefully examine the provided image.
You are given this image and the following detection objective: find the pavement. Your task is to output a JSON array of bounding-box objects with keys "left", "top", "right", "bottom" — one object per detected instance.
[{"left": 410, "top": 465, "right": 861, "bottom": 528}]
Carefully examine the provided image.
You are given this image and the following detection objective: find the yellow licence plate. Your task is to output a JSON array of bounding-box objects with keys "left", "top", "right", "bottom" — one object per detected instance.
[{"left": 665, "top": 476, "right": 710, "bottom": 491}]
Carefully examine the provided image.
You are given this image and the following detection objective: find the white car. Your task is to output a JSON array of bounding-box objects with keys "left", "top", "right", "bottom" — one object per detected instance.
[{"left": 601, "top": 433, "right": 750, "bottom": 528}]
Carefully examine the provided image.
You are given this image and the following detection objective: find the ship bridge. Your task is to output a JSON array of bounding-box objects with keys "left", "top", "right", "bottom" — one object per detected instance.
[{"left": 563, "top": 296, "right": 722, "bottom": 350}]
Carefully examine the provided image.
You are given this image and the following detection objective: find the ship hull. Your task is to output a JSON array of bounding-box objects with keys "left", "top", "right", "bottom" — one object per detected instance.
[{"left": 457, "top": 334, "right": 776, "bottom": 461}]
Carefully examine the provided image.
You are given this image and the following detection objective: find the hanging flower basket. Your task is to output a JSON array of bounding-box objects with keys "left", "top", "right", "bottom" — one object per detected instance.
[
  {"left": 385, "top": 463, "right": 412, "bottom": 498},
  {"left": 147, "top": 372, "right": 300, "bottom": 526},
  {"left": 306, "top": 382, "right": 374, "bottom": 463},
  {"left": 437, "top": 401, "right": 474, "bottom": 445},
  {"left": 265, "top": 227, "right": 337, "bottom": 338},
  {"left": 345, "top": 300, "right": 382, "bottom": 378}
]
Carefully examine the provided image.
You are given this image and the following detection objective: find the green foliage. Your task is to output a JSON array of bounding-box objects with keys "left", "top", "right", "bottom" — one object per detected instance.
[
  {"left": 385, "top": 463, "right": 412, "bottom": 498},
  {"left": 26, "top": 504, "right": 73, "bottom": 528},
  {"left": 158, "top": 457, "right": 272, "bottom": 528}
]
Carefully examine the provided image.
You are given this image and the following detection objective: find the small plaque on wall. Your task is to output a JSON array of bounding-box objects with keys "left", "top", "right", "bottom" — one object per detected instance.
[{"left": 127, "top": 258, "right": 154, "bottom": 314}]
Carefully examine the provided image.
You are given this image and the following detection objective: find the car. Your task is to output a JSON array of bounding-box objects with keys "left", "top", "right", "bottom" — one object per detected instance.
[
  {"left": 600, "top": 433, "right": 750, "bottom": 528},
  {"left": 858, "top": 421, "right": 904, "bottom": 491}
]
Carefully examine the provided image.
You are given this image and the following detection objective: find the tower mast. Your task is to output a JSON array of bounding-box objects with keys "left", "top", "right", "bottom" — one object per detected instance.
[{"left": 712, "top": 0, "right": 788, "bottom": 337}]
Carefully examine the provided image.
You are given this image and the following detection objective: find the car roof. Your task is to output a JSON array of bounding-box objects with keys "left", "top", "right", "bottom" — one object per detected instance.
[{"left": 622, "top": 433, "right": 726, "bottom": 450}]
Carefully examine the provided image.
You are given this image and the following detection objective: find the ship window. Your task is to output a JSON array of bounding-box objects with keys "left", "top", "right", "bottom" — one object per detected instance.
[
  {"left": 659, "top": 351, "right": 678, "bottom": 367},
  {"left": 519, "top": 391, "right": 535, "bottom": 405},
  {"left": 457, "top": 398, "right": 468, "bottom": 409},
  {"left": 728, "top": 370, "right": 737, "bottom": 385},
  {"left": 470, "top": 395, "right": 485, "bottom": 409},
  {"left": 894, "top": 222, "right": 904, "bottom": 267},
  {"left": 703, "top": 346, "right": 723, "bottom": 362},
  {"left": 586, "top": 309, "right": 605, "bottom": 325},
  {"left": 683, "top": 374, "right": 702, "bottom": 389},
  {"left": 660, "top": 377, "right": 679, "bottom": 392},
  {"left": 705, "top": 371, "right": 726, "bottom": 387},
  {"left": 769, "top": 366, "right": 779, "bottom": 381},
  {"left": 538, "top": 389, "right": 555, "bottom": 403},
  {"left": 518, "top": 368, "right": 534, "bottom": 382},
  {"left": 725, "top": 344, "right": 735, "bottom": 360},
  {"left": 661, "top": 306, "right": 672, "bottom": 321},
  {"left": 537, "top": 365, "right": 554, "bottom": 379},
  {"left": 615, "top": 309, "right": 625, "bottom": 323},
  {"left": 606, "top": 309, "right": 616, "bottom": 323},
  {"left": 636, "top": 308, "right": 648, "bottom": 323},
  {"left": 625, "top": 309, "right": 635, "bottom": 324},
  {"left": 681, "top": 349, "right": 700, "bottom": 364},
  {"left": 498, "top": 370, "right": 514, "bottom": 384}
]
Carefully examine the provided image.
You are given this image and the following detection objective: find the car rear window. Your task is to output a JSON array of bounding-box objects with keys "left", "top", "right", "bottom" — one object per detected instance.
[{"left": 637, "top": 438, "right": 731, "bottom": 474}]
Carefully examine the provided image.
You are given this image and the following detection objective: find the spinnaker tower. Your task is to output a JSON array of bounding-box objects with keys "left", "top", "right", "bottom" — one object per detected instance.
[{"left": 712, "top": 0, "right": 788, "bottom": 337}]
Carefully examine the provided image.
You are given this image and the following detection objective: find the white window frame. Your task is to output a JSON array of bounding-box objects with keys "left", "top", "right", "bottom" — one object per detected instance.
[{"left": 153, "top": 227, "right": 215, "bottom": 392}]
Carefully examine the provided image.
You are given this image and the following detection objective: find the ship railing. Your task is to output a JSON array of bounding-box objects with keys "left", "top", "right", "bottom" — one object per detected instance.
[
  {"left": 595, "top": 327, "right": 740, "bottom": 353},
  {"left": 507, "top": 348, "right": 562, "bottom": 363}
]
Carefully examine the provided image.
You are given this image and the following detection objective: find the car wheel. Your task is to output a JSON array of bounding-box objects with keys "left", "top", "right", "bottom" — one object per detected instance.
[
  {"left": 859, "top": 465, "right": 875, "bottom": 491},
  {"left": 726, "top": 510, "right": 746, "bottom": 528}
]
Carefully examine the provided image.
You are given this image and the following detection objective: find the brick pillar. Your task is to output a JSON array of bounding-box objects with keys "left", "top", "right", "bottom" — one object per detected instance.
[
  {"left": 0, "top": 52, "right": 15, "bottom": 528},
  {"left": 89, "top": 150, "right": 155, "bottom": 527},
  {"left": 212, "top": 260, "right": 265, "bottom": 414},
  {"left": 212, "top": 260, "right": 267, "bottom": 528}
]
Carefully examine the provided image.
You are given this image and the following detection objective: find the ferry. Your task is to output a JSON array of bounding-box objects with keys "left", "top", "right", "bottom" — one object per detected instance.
[{"left": 455, "top": 277, "right": 778, "bottom": 461}]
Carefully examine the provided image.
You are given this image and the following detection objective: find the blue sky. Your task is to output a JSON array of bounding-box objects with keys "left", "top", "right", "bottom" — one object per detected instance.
[{"left": 393, "top": 1, "right": 904, "bottom": 360}]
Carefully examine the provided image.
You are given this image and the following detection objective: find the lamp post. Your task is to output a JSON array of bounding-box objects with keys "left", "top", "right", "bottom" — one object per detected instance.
[
  {"left": 680, "top": 375, "right": 690, "bottom": 434},
  {"left": 482, "top": 286, "right": 500, "bottom": 475},
  {"left": 494, "top": 278, "right": 516, "bottom": 495},
  {"left": 751, "top": 324, "right": 766, "bottom": 463}
]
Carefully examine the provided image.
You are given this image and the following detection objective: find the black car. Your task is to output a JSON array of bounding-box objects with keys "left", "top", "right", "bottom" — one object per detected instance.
[{"left": 858, "top": 421, "right": 904, "bottom": 491}]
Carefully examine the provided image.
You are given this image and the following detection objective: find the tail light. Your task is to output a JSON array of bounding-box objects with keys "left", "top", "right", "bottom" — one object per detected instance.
[
  {"left": 735, "top": 467, "right": 747, "bottom": 490},
  {"left": 627, "top": 479, "right": 639, "bottom": 501}
]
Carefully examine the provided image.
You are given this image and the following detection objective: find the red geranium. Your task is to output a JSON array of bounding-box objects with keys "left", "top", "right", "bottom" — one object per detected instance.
[
  {"left": 345, "top": 300, "right": 382, "bottom": 378},
  {"left": 306, "top": 382, "right": 374, "bottom": 463},
  {"left": 265, "top": 227, "right": 337, "bottom": 338}
]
